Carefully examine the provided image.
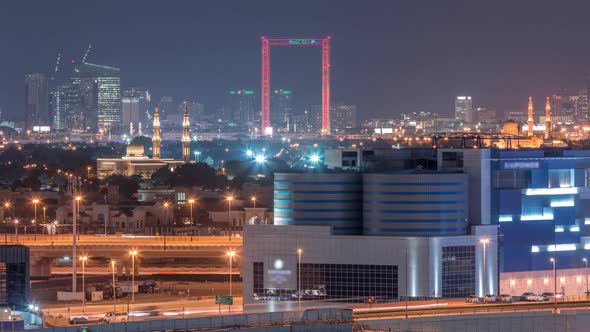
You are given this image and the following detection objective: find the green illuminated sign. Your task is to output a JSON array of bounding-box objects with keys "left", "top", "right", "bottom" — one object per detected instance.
[
  {"left": 288, "top": 39, "right": 319, "bottom": 45},
  {"left": 229, "top": 91, "right": 236, "bottom": 94},
  {"left": 244, "top": 90, "right": 254, "bottom": 95},
  {"left": 215, "top": 295, "right": 233, "bottom": 305}
]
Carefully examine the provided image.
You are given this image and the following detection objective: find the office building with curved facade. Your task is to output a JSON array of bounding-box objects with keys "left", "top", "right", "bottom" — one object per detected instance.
[
  {"left": 362, "top": 173, "right": 469, "bottom": 236},
  {"left": 273, "top": 173, "right": 362, "bottom": 235}
]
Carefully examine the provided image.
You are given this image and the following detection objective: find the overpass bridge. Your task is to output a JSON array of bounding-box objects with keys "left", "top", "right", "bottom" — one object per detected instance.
[{"left": 2, "top": 234, "right": 243, "bottom": 277}]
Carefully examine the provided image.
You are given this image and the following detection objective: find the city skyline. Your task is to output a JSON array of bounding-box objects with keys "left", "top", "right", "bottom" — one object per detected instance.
[{"left": 3, "top": 1, "right": 590, "bottom": 122}]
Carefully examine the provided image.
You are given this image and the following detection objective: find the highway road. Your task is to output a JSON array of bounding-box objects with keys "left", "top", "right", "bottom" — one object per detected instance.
[
  {"left": 353, "top": 298, "right": 590, "bottom": 320},
  {"left": 3, "top": 234, "right": 243, "bottom": 247}
]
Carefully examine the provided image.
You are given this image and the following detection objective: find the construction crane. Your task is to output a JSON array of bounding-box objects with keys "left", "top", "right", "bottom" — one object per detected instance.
[
  {"left": 51, "top": 51, "right": 61, "bottom": 81},
  {"left": 82, "top": 43, "right": 92, "bottom": 64}
]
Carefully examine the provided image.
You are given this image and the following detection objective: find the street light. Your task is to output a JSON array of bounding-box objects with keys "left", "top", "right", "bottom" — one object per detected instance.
[
  {"left": 188, "top": 199, "right": 195, "bottom": 225},
  {"left": 584, "top": 258, "right": 589, "bottom": 297},
  {"left": 110, "top": 259, "right": 117, "bottom": 314},
  {"left": 480, "top": 238, "right": 490, "bottom": 295},
  {"left": 226, "top": 196, "right": 233, "bottom": 241},
  {"left": 32, "top": 198, "right": 40, "bottom": 223},
  {"left": 226, "top": 250, "right": 236, "bottom": 297},
  {"left": 194, "top": 151, "right": 201, "bottom": 162},
  {"left": 297, "top": 248, "right": 303, "bottom": 310},
  {"left": 129, "top": 250, "right": 138, "bottom": 304},
  {"left": 550, "top": 257, "right": 557, "bottom": 312},
  {"left": 13, "top": 219, "right": 18, "bottom": 235},
  {"left": 251, "top": 196, "right": 256, "bottom": 210},
  {"left": 4, "top": 202, "right": 11, "bottom": 220},
  {"left": 80, "top": 255, "right": 88, "bottom": 312}
]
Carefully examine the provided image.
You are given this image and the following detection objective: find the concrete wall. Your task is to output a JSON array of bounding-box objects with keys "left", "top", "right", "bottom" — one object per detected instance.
[
  {"left": 31, "top": 308, "right": 352, "bottom": 332},
  {"left": 360, "top": 309, "right": 590, "bottom": 332}
]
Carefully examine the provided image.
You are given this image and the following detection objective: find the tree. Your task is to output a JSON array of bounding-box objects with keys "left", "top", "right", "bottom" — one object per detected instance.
[
  {"left": 104, "top": 175, "right": 141, "bottom": 200},
  {"left": 151, "top": 167, "right": 174, "bottom": 186}
]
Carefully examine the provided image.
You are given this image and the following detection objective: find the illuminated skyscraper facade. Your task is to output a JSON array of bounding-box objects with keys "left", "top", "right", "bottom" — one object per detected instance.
[
  {"left": 454, "top": 96, "right": 472, "bottom": 123},
  {"left": 330, "top": 104, "right": 357, "bottom": 132},
  {"left": 76, "top": 63, "right": 121, "bottom": 131},
  {"left": 227, "top": 90, "right": 256, "bottom": 124},
  {"left": 270, "top": 89, "right": 293, "bottom": 130},
  {"left": 24, "top": 73, "right": 49, "bottom": 129}
]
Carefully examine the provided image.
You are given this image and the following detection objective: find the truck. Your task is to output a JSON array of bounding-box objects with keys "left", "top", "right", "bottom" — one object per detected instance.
[{"left": 117, "top": 281, "right": 139, "bottom": 295}]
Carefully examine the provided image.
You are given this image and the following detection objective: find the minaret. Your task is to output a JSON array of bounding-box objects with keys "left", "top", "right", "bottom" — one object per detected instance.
[
  {"left": 138, "top": 122, "right": 142, "bottom": 136},
  {"left": 527, "top": 96, "right": 534, "bottom": 137},
  {"left": 152, "top": 107, "right": 161, "bottom": 159},
  {"left": 181, "top": 102, "right": 191, "bottom": 163},
  {"left": 545, "top": 97, "right": 551, "bottom": 139},
  {"left": 130, "top": 122, "right": 134, "bottom": 137}
]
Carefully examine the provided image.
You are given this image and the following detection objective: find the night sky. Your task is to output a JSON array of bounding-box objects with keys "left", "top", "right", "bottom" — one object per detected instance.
[{"left": 2, "top": 0, "right": 590, "bottom": 120}]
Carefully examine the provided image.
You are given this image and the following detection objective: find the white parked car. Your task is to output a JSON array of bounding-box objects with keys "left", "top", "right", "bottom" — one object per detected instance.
[
  {"left": 526, "top": 294, "right": 544, "bottom": 302},
  {"left": 484, "top": 294, "right": 498, "bottom": 303},
  {"left": 499, "top": 294, "right": 512, "bottom": 303},
  {"left": 466, "top": 295, "right": 480, "bottom": 303},
  {"left": 99, "top": 312, "right": 128, "bottom": 323}
]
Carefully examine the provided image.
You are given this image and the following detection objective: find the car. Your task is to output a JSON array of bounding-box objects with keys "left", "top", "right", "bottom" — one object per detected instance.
[
  {"left": 499, "top": 294, "right": 512, "bottom": 303},
  {"left": 520, "top": 292, "right": 535, "bottom": 301},
  {"left": 99, "top": 312, "right": 128, "bottom": 323},
  {"left": 525, "top": 293, "right": 544, "bottom": 302},
  {"left": 483, "top": 294, "right": 498, "bottom": 303},
  {"left": 69, "top": 316, "right": 88, "bottom": 325},
  {"left": 541, "top": 292, "right": 554, "bottom": 301},
  {"left": 466, "top": 295, "right": 480, "bottom": 303}
]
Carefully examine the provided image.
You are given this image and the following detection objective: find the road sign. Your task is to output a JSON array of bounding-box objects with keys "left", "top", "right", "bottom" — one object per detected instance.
[{"left": 215, "top": 295, "right": 233, "bottom": 305}]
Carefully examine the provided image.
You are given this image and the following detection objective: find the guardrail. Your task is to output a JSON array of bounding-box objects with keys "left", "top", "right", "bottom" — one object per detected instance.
[{"left": 1, "top": 234, "right": 243, "bottom": 246}]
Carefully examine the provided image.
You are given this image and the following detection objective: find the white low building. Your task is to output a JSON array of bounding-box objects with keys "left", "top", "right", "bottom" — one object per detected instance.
[{"left": 242, "top": 224, "right": 498, "bottom": 307}]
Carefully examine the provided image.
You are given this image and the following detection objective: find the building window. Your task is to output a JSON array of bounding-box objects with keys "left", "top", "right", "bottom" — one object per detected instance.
[
  {"left": 442, "top": 152, "right": 464, "bottom": 169},
  {"left": 442, "top": 245, "right": 475, "bottom": 298},
  {"left": 252, "top": 262, "right": 398, "bottom": 302},
  {"left": 177, "top": 192, "right": 186, "bottom": 205},
  {"left": 493, "top": 170, "right": 528, "bottom": 189},
  {"left": 253, "top": 262, "right": 264, "bottom": 295},
  {"left": 548, "top": 169, "right": 573, "bottom": 188}
]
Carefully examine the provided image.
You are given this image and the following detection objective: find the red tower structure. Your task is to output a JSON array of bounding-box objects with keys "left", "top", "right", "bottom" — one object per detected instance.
[{"left": 261, "top": 37, "right": 331, "bottom": 135}]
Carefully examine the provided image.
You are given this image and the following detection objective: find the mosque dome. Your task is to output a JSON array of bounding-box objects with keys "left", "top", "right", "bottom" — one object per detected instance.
[
  {"left": 126, "top": 143, "right": 145, "bottom": 157},
  {"left": 502, "top": 120, "right": 519, "bottom": 136}
]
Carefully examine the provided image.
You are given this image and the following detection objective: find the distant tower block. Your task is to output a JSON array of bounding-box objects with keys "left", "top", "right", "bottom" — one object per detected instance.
[
  {"left": 181, "top": 102, "right": 191, "bottom": 162},
  {"left": 527, "top": 96, "right": 534, "bottom": 137},
  {"left": 545, "top": 97, "right": 551, "bottom": 139},
  {"left": 261, "top": 36, "right": 331, "bottom": 135},
  {"left": 152, "top": 107, "right": 161, "bottom": 159}
]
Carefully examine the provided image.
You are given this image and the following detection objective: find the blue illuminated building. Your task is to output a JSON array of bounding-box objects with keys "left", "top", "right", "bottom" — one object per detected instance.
[{"left": 490, "top": 149, "right": 590, "bottom": 272}]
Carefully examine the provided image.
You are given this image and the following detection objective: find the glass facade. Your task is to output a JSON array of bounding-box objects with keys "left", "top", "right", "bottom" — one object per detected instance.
[
  {"left": 491, "top": 150, "right": 590, "bottom": 272},
  {"left": 442, "top": 245, "right": 476, "bottom": 298},
  {"left": 253, "top": 262, "right": 398, "bottom": 302}
]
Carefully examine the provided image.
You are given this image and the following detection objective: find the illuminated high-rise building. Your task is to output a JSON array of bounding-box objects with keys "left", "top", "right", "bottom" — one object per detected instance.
[
  {"left": 152, "top": 107, "right": 161, "bottom": 159},
  {"left": 181, "top": 103, "right": 191, "bottom": 163},
  {"left": 454, "top": 96, "right": 472, "bottom": 123},
  {"left": 270, "top": 89, "right": 293, "bottom": 130},
  {"left": 24, "top": 73, "right": 49, "bottom": 130},
  {"left": 227, "top": 90, "right": 256, "bottom": 124},
  {"left": 122, "top": 88, "right": 151, "bottom": 129},
  {"left": 330, "top": 104, "right": 357, "bottom": 132},
  {"left": 74, "top": 63, "right": 120, "bottom": 131}
]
